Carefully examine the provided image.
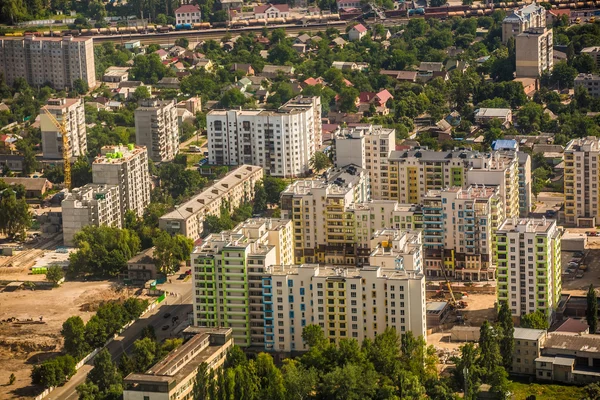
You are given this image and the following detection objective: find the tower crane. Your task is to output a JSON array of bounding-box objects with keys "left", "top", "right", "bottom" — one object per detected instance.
[{"left": 42, "top": 107, "right": 71, "bottom": 190}]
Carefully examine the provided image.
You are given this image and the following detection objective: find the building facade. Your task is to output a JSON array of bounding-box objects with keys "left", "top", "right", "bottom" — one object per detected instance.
[
  {"left": 61, "top": 184, "right": 122, "bottom": 246},
  {"left": 191, "top": 219, "right": 294, "bottom": 348},
  {"left": 574, "top": 73, "right": 600, "bottom": 97},
  {"left": 581, "top": 46, "right": 600, "bottom": 69},
  {"left": 502, "top": 3, "right": 546, "bottom": 43},
  {"left": 91, "top": 144, "right": 151, "bottom": 218},
  {"left": 123, "top": 329, "right": 232, "bottom": 400},
  {"left": 422, "top": 186, "right": 504, "bottom": 281},
  {"left": 0, "top": 35, "right": 96, "bottom": 90},
  {"left": 512, "top": 327, "right": 547, "bottom": 376},
  {"left": 516, "top": 28, "right": 553, "bottom": 78},
  {"left": 564, "top": 137, "right": 600, "bottom": 227},
  {"left": 496, "top": 218, "right": 562, "bottom": 324},
  {"left": 135, "top": 100, "right": 180, "bottom": 162},
  {"left": 175, "top": 4, "right": 201, "bottom": 25},
  {"left": 206, "top": 96, "right": 321, "bottom": 177},
  {"left": 263, "top": 262, "right": 426, "bottom": 352},
  {"left": 159, "top": 165, "right": 263, "bottom": 240},
  {"left": 40, "top": 98, "right": 87, "bottom": 160},
  {"left": 334, "top": 125, "right": 395, "bottom": 200}
]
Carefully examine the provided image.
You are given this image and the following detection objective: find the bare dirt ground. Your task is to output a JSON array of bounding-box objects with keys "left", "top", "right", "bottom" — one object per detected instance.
[{"left": 0, "top": 281, "right": 127, "bottom": 399}]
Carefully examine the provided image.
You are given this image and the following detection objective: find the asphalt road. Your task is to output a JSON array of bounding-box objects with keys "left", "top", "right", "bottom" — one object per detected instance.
[{"left": 47, "top": 282, "right": 192, "bottom": 400}]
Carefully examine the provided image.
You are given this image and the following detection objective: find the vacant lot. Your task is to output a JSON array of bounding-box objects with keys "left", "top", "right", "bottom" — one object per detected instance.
[
  {"left": 509, "top": 381, "right": 586, "bottom": 400},
  {"left": 0, "top": 281, "right": 127, "bottom": 399}
]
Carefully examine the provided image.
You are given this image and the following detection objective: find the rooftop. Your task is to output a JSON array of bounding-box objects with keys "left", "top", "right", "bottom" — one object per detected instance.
[
  {"left": 175, "top": 4, "right": 200, "bottom": 13},
  {"left": 497, "top": 218, "right": 557, "bottom": 234},
  {"left": 545, "top": 333, "right": 600, "bottom": 353},
  {"left": 565, "top": 136, "right": 600, "bottom": 153},
  {"left": 128, "top": 247, "right": 156, "bottom": 265},
  {"left": 475, "top": 108, "right": 512, "bottom": 118},
  {"left": 93, "top": 144, "right": 146, "bottom": 164},
  {"left": 0, "top": 177, "right": 50, "bottom": 192},
  {"left": 281, "top": 164, "right": 367, "bottom": 197},
  {"left": 513, "top": 327, "right": 546, "bottom": 341},
  {"left": 554, "top": 318, "right": 589, "bottom": 334},
  {"left": 426, "top": 301, "right": 449, "bottom": 314}
]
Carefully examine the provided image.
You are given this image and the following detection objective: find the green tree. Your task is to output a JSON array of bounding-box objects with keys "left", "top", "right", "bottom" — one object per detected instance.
[
  {"left": 46, "top": 265, "right": 64, "bottom": 285},
  {"left": 119, "top": 353, "right": 136, "bottom": 378},
  {"left": 520, "top": 310, "right": 548, "bottom": 329},
  {"left": 338, "top": 87, "right": 359, "bottom": 112},
  {"left": 452, "top": 343, "right": 481, "bottom": 400},
  {"left": 309, "top": 151, "right": 331, "bottom": 172},
  {"left": 175, "top": 37, "right": 189, "bottom": 49},
  {"left": 133, "top": 86, "right": 151, "bottom": 102},
  {"left": 0, "top": 189, "right": 32, "bottom": 240},
  {"left": 252, "top": 181, "right": 268, "bottom": 215},
  {"left": 31, "top": 354, "right": 77, "bottom": 388},
  {"left": 478, "top": 321, "right": 502, "bottom": 378},
  {"left": 550, "top": 61, "right": 578, "bottom": 89},
  {"left": 497, "top": 301, "right": 514, "bottom": 370},
  {"left": 281, "top": 359, "right": 318, "bottom": 400},
  {"left": 587, "top": 284, "right": 598, "bottom": 334},
  {"left": 76, "top": 382, "right": 100, "bottom": 400},
  {"left": 73, "top": 79, "right": 89, "bottom": 95},
  {"left": 16, "top": 140, "right": 38, "bottom": 175},
  {"left": 132, "top": 337, "right": 157, "bottom": 373},
  {"left": 255, "top": 353, "right": 286, "bottom": 400},
  {"left": 61, "top": 316, "right": 89, "bottom": 359},
  {"left": 264, "top": 176, "right": 288, "bottom": 204},
  {"left": 87, "top": 349, "right": 122, "bottom": 393},
  {"left": 193, "top": 362, "right": 210, "bottom": 400},
  {"left": 153, "top": 232, "right": 194, "bottom": 274},
  {"left": 220, "top": 88, "right": 248, "bottom": 108}
]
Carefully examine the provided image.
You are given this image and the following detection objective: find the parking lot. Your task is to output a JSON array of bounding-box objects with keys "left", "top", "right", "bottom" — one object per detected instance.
[{"left": 562, "top": 248, "right": 600, "bottom": 295}]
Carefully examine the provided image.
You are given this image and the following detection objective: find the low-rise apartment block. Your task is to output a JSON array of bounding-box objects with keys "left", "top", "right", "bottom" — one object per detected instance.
[
  {"left": 334, "top": 124, "right": 395, "bottom": 199},
  {"left": 61, "top": 184, "right": 122, "bottom": 246},
  {"left": 40, "top": 98, "right": 87, "bottom": 160},
  {"left": 92, "top": 144, "right": 151, "bottom": 218},
  {"left": 280, "top": 165, "right": 370, "bottom": 265},
  {"left": 574, "top": 73, "right": 600, "bottom": 97},
  {"left": 581, "top": 46, "right": 600, "bottom": 69},
  {"left": 0, "top": 35, "right": 96, "bottom": 90},
  {"left": 422, "top": 186, "right": 504, "bottom": 281},
  {"left": 516, "top": 27, "right": 553, "bottom": 77},
  {"left": 159, "top": 165, "right": 263, "bottom": 240},
  {"left": 502, "top": 3, "right": 546, "bottom": 43},
  {"left": 263, "top": 261, "right": 426, "bottom": 352},
  {"left": 206, "top": 96, "right": 321, "bottom": 177},
  {"left": 512, "top": 327, "right": 547, "bottom": 376},
  {"left": 135, "top": 100, "right": 179, "bottom": 162},
  {"left": 564, "top": 137, "right": 600, "bottom": 227},
  {"left": 123, "top": 329, "right": 232, "bottom": 400},
  {"left": 496, "top": 218, "right": 562, "bottom": 324},
  {"left": 191, "top": 219, "right": 293, "bottom": 347}
]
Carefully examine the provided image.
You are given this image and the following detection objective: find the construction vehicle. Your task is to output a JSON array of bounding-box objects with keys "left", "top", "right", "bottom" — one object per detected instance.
[
  {"left": 41, "top": 107, "right": 71, "bottom": 190},
  {"left": 439, "top": 257, "right": 467, "bottom": 309}
]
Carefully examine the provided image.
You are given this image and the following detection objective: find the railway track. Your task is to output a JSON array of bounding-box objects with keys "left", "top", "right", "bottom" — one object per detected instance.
[{"left": 0, "top": 234, "right": 63, "bottom": 272}]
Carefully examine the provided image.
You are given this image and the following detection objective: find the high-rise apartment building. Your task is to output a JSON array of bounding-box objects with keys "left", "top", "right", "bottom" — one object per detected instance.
[
  {"left": 191, "top": 219, "right": 294, "bottom": 347},
  {"left": 517, "top": 152, "right": 533, "bottom": 216},
  {"left": 280, "top": 165, "right": 371, "bottom": 265},
  {"left": 564, "top": 137, "right": 600, "bottom": 227},
  {"left": 206, "top": 96, "right": 321, "bottom": 177},
  {"left": 496, "top": 218, "right": 562, "bottom": 324},
  {"left": 388, "top": 148, "right": 521, "bottom": 219},
  {"left": 574, "top": 73, "right": 600, "bottom": 97},
  {"left": 502, "top": 3, "right": 546, "bottom": 43},
  {"left": 263, "top": 260, "right": 426, "bottom": 352},
  {"left": 0, "top": 35, "right": 96, "bottom": 90},
  {"left": 92, "top": 144, "right": 151, "bottom": 218},
  {"left": 61, "top": 184, "right": 122, "bottom": 246},
  {"left": 159, "top": 165, "right": 263, "bottom": 240},
  {"left": 516, "top": 27, "right": 553, "bottom": 78},
  {"left": 40, "top": 98, "right": 87, "bottom": 160},
  {"left": 422, "top": 186, "right": 504, "bottom": 281},
  {"left": 334, "top": 125, "right": 395, "bottom": 199},
  {"left": 135, "top": 100, "right": 180, "bottom": 162}
]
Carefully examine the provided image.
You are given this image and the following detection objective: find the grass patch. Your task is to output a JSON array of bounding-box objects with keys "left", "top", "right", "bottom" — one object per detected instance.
[
  {"left": 509, "top": 381, "right": 586, "bottom": 400},
  {"left": 185, "top": 153, "right": 204, "bottom": 167}
]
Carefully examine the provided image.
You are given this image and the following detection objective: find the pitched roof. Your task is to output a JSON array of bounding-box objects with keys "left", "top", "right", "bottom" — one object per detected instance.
[
  {"left": 352, "top": 23, "right": 367, "bottom": 33},
  {"left": 555, "top": 318, "right": 589, "bottom": 333},
  {"left": 375, "top": 89, "right": 393, "bottom": 104},
  {"left": 303, "top": 77, "right": 324, "bottom": 86},
  {"left": 1, "top": 177, "right": 50, "bottom": 192},
  {"left": 175, "top": 4, "right": 200, "bottom": 13},
  {"left": 254, "top": 3, "right": 289, "bottom": 13}
]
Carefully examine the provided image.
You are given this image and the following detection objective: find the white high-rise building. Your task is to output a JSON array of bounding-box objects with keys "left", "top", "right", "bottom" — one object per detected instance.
[
  {"left": 564, "top": 137, "right": 600, "bottom": 227},
  {"left": 61, "top": 184, "right": 122, "bottom": 246},
  {"left": 334, "top": 125, "right": 396, "bottom": 199},
  {"left": 135, "top": 100, "right": 179, "bottom": 162},
  {"left": 496, "top": 218, "right": 562, "bottom": 325},
  {"left": 40, "top": 98, "right": 87, "bottom": 160},
  {"left": 502, "top": 3, "right": 546, "bottom": 43},
  {"left": 206, "top": 96, "right": 321, "bottom": 177},
  {"left": 92, "top": 144, "right": 151, "bottom": 218}
]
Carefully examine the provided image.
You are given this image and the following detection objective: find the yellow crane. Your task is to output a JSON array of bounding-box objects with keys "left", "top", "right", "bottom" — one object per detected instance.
[{"left": 42, "top": 107, "right": 71, "bottom": 190}]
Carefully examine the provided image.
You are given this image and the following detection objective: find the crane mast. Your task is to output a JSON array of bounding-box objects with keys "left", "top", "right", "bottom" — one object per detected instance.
[{"left": 42, "top": 107, "right": 71, "bottom": 190}]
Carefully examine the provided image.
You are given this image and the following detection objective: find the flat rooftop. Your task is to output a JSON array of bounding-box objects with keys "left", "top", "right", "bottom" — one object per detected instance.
[
  {"left": 545, "top": 333, "right": 600, "bottom": 353},
  {"left": 93, "top": 144, "right": 146, "bottom": 164},
  {"left": 475, "top": 108, "right": 512, "bottom": 118},
  {"left": 514, "top": 327, "right": 546, "bottom": 341},
  {"left": 282, "top": 165, "right": 366, "bottom": 196},
  {"left": 497, "top": 218, "right": 556, "bottom": 234}
]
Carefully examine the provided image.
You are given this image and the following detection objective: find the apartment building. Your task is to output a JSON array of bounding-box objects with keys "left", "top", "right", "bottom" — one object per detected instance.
[
  {"left": 512, "top": 327, "right": 547, "bottom": 376},
  {"left": 388, "top": 148, "right": 521, "bottom": 219},
  {"left": 422, "top": 186, "right": 504, "bottom": 281},
  {"left": 263, "top": 262, "right": 426, "bottom": 352},
  {"left": 40, "top": 98, "right": 87, "bottom": 160},
  {"left": 0, "top": 35, "right": 95, "bottom": 90},
  {"left": 369, "top": 229, "right": 424, "bottom": 273},
  {"left": 159, "top": 165, "right": 263, "bottom": 240},
  {"left": 191, "top": 219, "right": 294, "bottom": 347},
  {"left": 574, "top": 73, "right": 600, "bottom": 97},
  {"left": 175, "top": 4, "right": 201, "bottom": 25},
  {"left": 61, "top": 184, "right": 121, "bottom": 246},
  {"left": 496, "top": 218, "right": 562, "bottom": 324},
  {"left": 518, "top": 152, "right": 533, "bottom": 216},
  {"left": 502, "top": 3, "right": 546, "bottom": 43},
  {"left": 206, "top": 96, "right": 321, "bottom": 177},
  {"left": 92, "top": 144, "right": 151, "bottom": 218},
  {"left": 135, "top": 100, "right": 179, "bottom": 162},
  {"left": 516, "top": 27, "right": 553, "bottom": 78},
  {"left": 123, "top": 329, "right": 232, "bottom": 400},
  {"left": 581, "top": 46, "right": 600, "bottom": 69},
  {"left": 279, "top": 165, "right": 371, "bottom": 265},
  {"left": 564, "top": 137, "right": 600, "bottom": 227},
  {"left": 334, "top": 125, "right": 395, "bottom": 199}
]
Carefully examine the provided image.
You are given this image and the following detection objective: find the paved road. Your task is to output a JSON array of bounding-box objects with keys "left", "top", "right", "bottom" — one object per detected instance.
[{"left": 47, "top": 283, "right": 192, "bottom": 400}]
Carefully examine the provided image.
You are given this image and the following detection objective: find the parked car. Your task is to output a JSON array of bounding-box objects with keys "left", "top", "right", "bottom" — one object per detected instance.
[
  {"left": 162, "top": 324, "right": 170, "bottom": 330},
  {"left": 163, "top": 313, "right": 171, "bottom": 319}
]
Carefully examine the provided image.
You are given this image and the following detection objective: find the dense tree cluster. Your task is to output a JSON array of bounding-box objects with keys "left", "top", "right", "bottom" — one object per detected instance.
[
  {"left": 192, "top": 326, "right": 455, "bottom": 400},
  {"left": 0, "top": 180, "right": 31, "bottom": 239}
]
